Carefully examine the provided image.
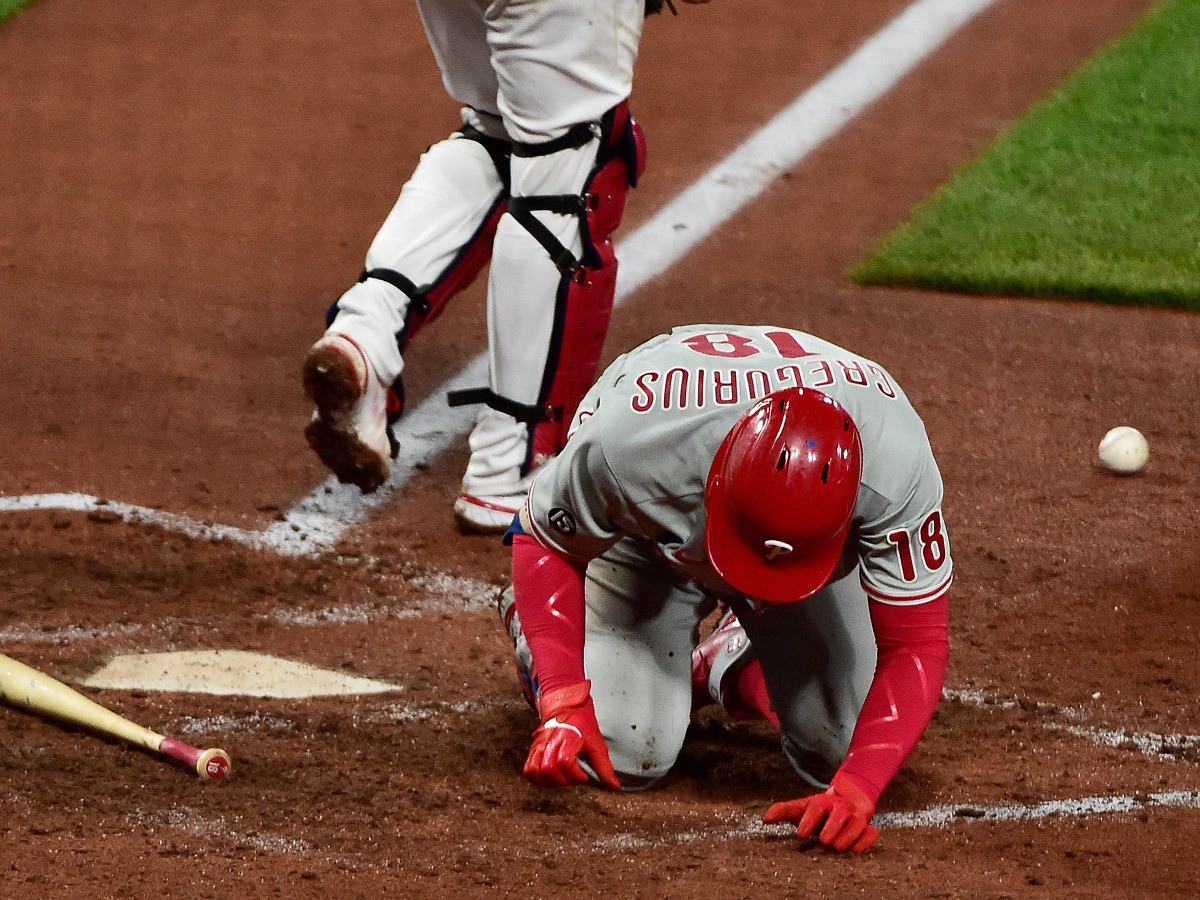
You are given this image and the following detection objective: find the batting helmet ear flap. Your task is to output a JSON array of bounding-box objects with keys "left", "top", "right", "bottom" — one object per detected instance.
[{"left": 704, "top": 388, "right": 862, "bottom": 604}]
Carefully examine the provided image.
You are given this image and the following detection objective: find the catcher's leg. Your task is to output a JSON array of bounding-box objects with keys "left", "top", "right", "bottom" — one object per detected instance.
[
  {"left": 303, "top": 118, "right": 510, "bottom": 491},
  {"left": 450, "top": 102, "right": 646, "bottom": 531}
]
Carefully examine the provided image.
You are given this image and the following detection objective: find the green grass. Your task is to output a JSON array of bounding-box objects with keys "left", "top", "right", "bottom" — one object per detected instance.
[
  {"left": 852, "top": 0, "right": 1200, "bottom": 310},
  {"left": 0, "top": 0, "right": 36, "bottom": 24}
]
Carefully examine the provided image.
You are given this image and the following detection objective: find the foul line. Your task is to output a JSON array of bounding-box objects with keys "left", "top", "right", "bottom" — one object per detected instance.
[{"left": 0, "top": 0, "right": 999, "bottom": 554}]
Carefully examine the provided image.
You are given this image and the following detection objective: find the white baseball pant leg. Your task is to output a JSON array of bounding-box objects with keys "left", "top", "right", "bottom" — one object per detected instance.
[
  {"left": 420, "top": 0, "right": 645, "bottom": 492},
  {"left": 582, "top": 538, "right": 716, "bottom": 790},
  {"left": 327, "top": 128, "right": 508, "bottom": 388}
]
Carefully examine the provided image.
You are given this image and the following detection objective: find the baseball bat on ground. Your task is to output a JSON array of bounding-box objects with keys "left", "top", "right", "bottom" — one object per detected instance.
[{"left": 0, "top": 652, "right": 230, "bottom": 780}]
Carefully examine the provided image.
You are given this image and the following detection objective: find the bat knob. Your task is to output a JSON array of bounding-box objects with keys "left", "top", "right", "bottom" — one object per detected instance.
[{"left": 197, "top": 747, "right": 232, "bottom": 781}]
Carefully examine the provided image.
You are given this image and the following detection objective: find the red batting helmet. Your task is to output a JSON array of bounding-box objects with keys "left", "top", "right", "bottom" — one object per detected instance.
[{"left": 704, "top": 387, "right": 863, "bottom": 604}]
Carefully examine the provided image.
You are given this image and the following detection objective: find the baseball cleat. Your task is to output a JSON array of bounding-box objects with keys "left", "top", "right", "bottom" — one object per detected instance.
[
  {"left": 497, "top": 587, "right": 538, "bottom": 710},
  {"left": 691, "top": 609, "right": 755, "bottom": 716},
  {"left": 302, "top": 334, "right": 393, "bottom": 493},
  {"left": 453, "top": 491, "right": 524, "bottom": 534}
]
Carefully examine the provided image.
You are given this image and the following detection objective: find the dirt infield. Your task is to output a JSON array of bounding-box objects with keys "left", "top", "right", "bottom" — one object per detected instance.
[{"left": 3, "top": 0, "right": 1199, "bottom": 896}]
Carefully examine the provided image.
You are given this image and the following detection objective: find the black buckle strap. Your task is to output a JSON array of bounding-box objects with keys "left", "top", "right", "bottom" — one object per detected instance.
[
  {"left": 359, "top": 268, "right": 431, "bottom": 317},
  {"left": 446, "top": 387, "right": 561, "bottom": 425},
  {"left": 511, "top": 122, "right": 597, "bottom": 158},
  {"left": 457, "top": 125, "right": 512, "bottom": 191},
  {"left": 507, "top": 194, "right": 591, "bottom": 276},
  {"left": 504, "top": 121, "right": 609, "bottom": 274}
]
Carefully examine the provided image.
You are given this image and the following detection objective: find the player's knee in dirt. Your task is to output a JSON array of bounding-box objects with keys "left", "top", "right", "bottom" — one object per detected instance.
[{"left": 606, "top": 738, "right": 678, "bottom": 791}]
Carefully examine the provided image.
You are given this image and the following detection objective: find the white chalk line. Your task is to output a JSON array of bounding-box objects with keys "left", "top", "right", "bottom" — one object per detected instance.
[
  {"left": 943, "top": 688, "right": 1200, "bottom": 762},
  {"left": 172, "top": 697, "right": 523, "bottom": 738},
  {"left": 0, "top": 794, "right": 322, "bottom": 860},
  {"left": 0, "top": 0, "right": 1000, "bottom": 556},
  {"left": 22, "top": 786, "right": 1193, "bottom": 865},
  {"left": 107, "top": 788, "right": 1200, "bottom": 860},
  {"left": 0, "top": 620, "right": 148, "bottom": 646},
  {"left": 590, "top": 791, "right": 1200, "bottom": 852},
  {"left": 11, "top": 785, "right": 1200, "bottom": 862},
  {"left": 0, "top": 575, "right": 498, "bottom": 646},
  {"left": 116, "top": 787, "right": 1200, "bottom": 861},
  {"left": 128, "top": 807, "right": 315, "bottom": 857},
  {"left": 174, "top": 711, "right": 298, "bottom": 737},
  {"left": 0, "top": 491, "right": 316, "bottom": 553}
]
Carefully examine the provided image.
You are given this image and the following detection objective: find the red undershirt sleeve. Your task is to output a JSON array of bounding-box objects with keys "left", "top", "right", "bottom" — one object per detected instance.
[
  {"left": 510, "top": 532, "right": 589, "bottom": 699},
  {"left": 837, "top": 594, "right": 949, "bottom": 803}
]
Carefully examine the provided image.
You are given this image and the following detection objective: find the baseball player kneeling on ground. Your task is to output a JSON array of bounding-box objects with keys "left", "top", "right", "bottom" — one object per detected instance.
[
  {"left": 301, "top": 0, "right": 708, "bottom": 533},
  {"left": 499, "top": 323, "right": 952, "bottom": 853}
]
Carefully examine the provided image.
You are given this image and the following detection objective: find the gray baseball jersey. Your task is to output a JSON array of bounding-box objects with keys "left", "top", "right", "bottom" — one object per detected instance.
[{"left": 523, "top": 324, "right": 953, "bottom": 607}]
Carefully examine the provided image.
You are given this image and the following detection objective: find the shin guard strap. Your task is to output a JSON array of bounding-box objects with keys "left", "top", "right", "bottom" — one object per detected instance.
[
  {"left": 359, "top": 267, "right": 430, "bottom": 317},
  {"left": 446, "top": 387, "right": 562, "bottom": 426},
  {"left": 506, "top": 195, "right": 589, "bottom": 276}
]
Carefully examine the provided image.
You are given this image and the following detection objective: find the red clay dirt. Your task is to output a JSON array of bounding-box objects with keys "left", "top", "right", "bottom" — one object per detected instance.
[{"left": 3, "top": 0, "right": 1198, "bottom": 897}]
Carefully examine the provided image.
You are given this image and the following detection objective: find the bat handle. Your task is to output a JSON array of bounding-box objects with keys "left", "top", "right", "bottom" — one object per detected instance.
[{"left": 159, "top": 737, "right": 232, "bottom": 781}]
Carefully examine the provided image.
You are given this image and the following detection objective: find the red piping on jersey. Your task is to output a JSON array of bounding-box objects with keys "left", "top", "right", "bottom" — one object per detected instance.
[{"left": 861, "top": 570, "right": 953, "bottom": 606}]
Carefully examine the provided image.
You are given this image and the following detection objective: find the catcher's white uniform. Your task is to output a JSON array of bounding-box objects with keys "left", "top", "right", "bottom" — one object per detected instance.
[{"left": 305, "top": 0, "right": 649, "bottom": 532}]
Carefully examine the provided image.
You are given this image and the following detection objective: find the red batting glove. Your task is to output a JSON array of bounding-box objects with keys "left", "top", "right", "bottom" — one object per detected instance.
[
  {"left": 763, "top": 772, "right": 880, "bottom": 853},
  {"left": 523, "top": 681, "right": 621, "bottom": 791}
]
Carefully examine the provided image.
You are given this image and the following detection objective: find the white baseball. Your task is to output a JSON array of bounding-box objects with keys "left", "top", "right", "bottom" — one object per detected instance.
[{"left": 1097, "top": 426, "right": 1148, "bottom": 474}]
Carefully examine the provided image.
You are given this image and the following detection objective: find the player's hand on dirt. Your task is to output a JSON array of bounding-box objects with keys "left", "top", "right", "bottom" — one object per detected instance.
[
  {"left": 524, "top": 681, "right": 620, "bottom": 790},
  {"left": 763, "top": 772, "right": 880, "bottom": 853}
]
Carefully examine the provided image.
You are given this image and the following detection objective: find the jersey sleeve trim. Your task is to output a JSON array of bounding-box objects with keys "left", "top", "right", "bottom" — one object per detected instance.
[{"left": 861, "top": 569, "right": 953, "bottom": 606}]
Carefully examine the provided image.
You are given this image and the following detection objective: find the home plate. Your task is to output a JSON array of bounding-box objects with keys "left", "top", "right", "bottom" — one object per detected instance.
[{"left": 82, "top": 650, "right": 403, "bottom": 698}]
